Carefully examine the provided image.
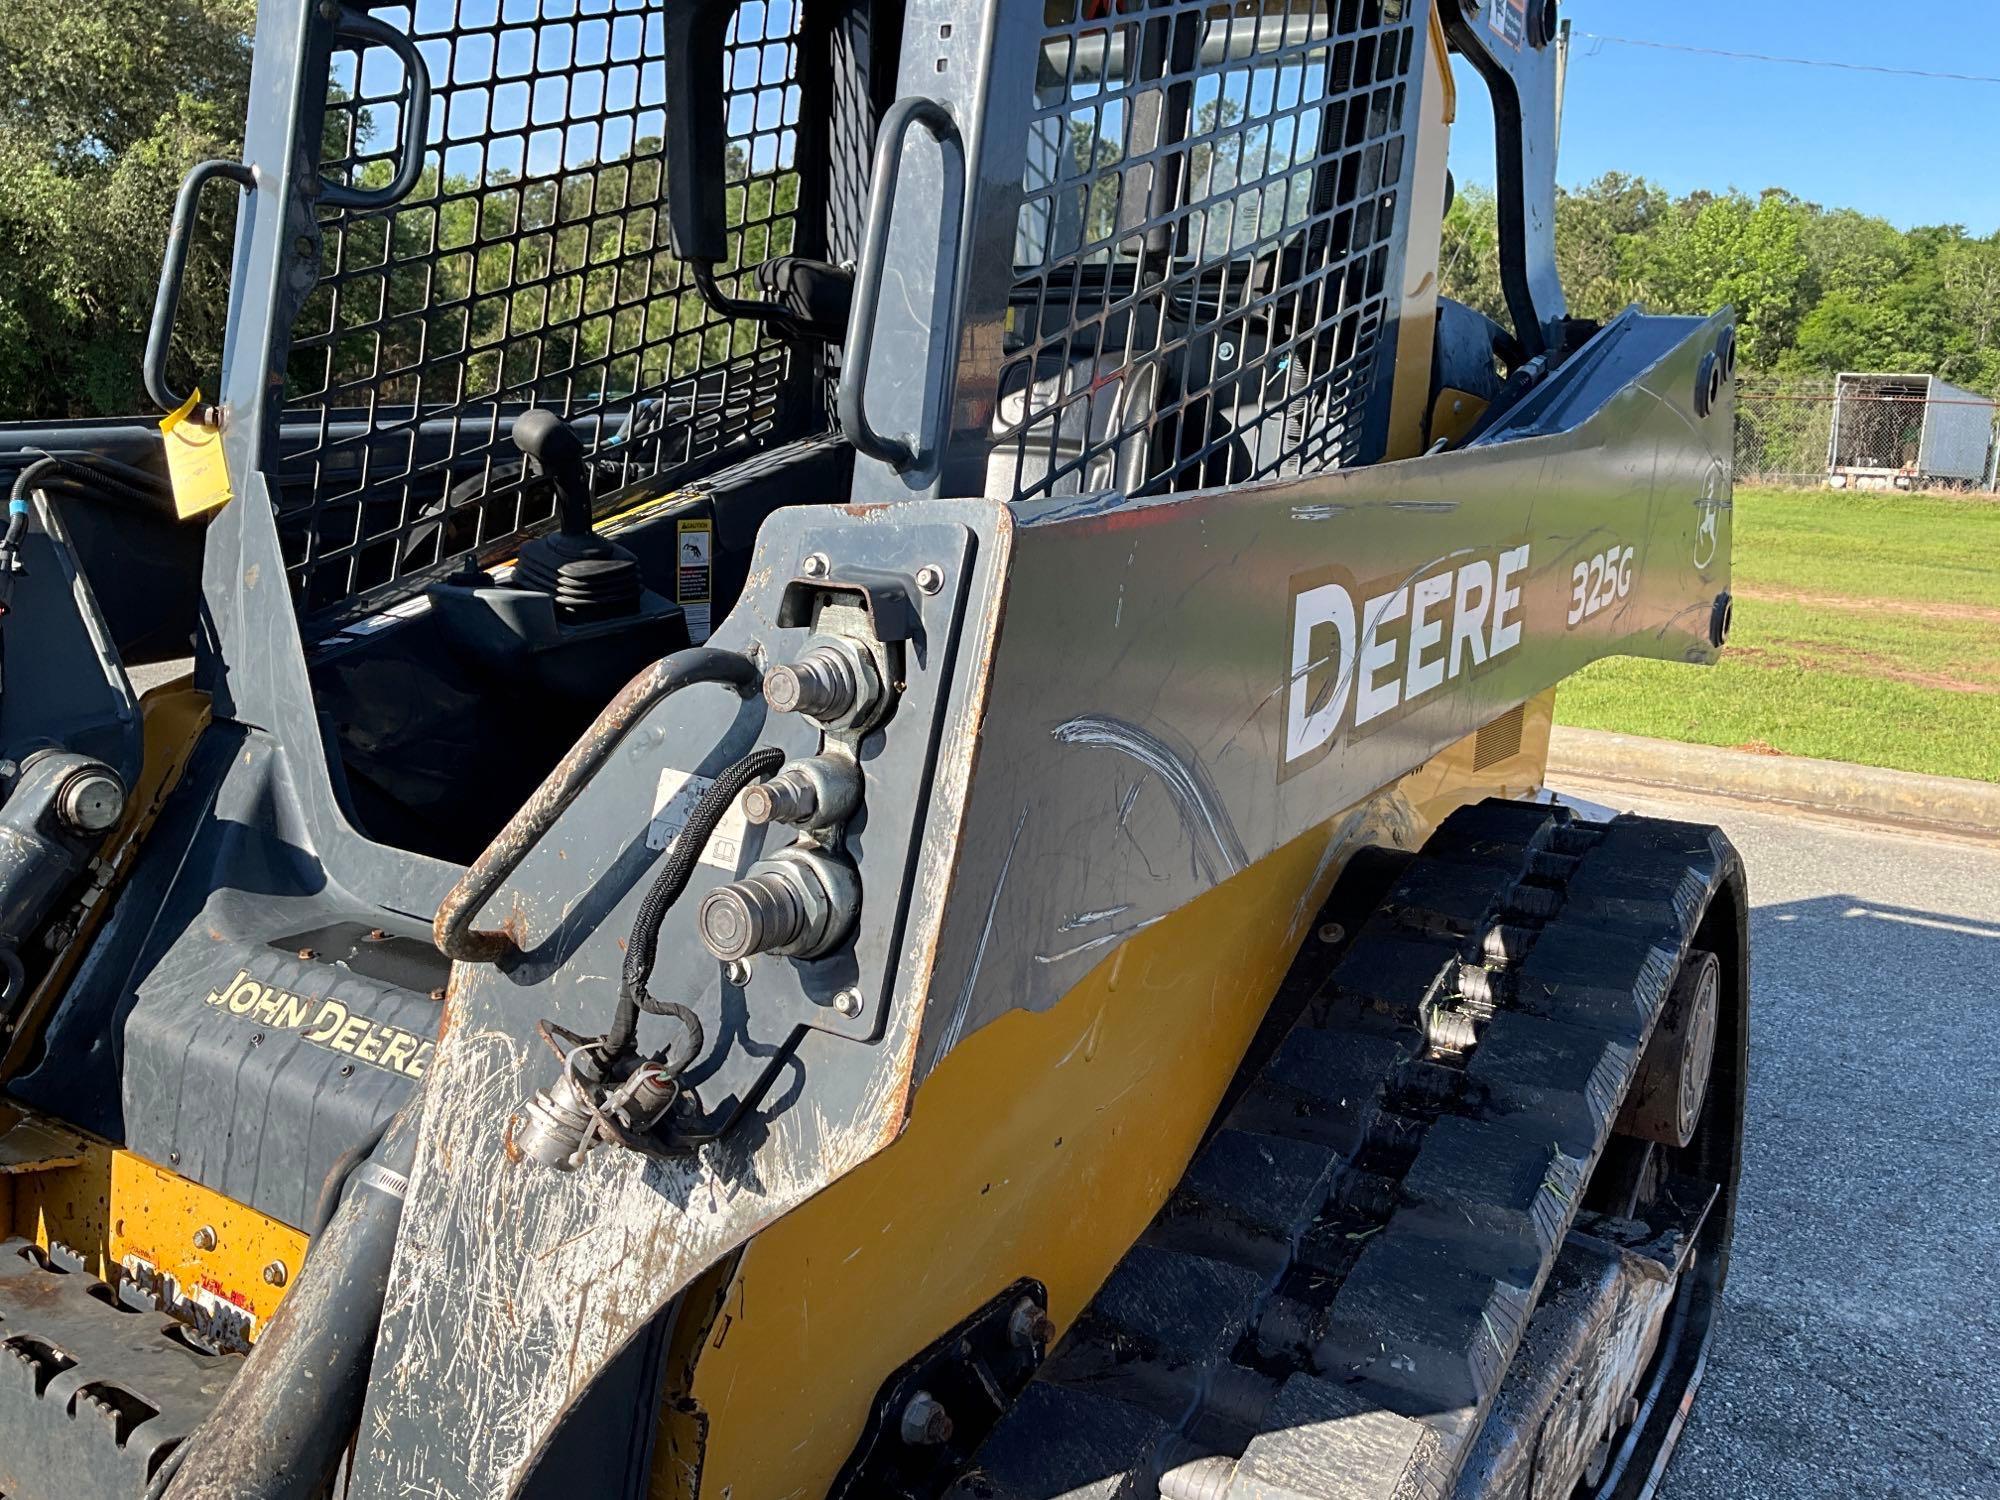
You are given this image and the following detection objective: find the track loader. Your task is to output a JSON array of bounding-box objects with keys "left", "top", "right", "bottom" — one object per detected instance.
[{"left": 0, "top": 0, "right": 1746, "bottom": 1495}]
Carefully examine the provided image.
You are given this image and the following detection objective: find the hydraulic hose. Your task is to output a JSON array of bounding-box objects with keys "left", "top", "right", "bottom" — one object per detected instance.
[
  {"left": 0, "top": 500, "right": 26, "bottom": 616},
  {"left": 9, "top": 451, "right": 174, "bottom": 514},
  {"left": 306, "top": 1112, "right": 395, "bottom": 1237},
  {"left": 606, "top": 743, "right": 783, "bottom": 1056},
  {"left": 2, "top": 451, "right": 177, "bottom": 616},
  {"left": 157, "top": 1107, "right": 418, "bottom": 1500}
]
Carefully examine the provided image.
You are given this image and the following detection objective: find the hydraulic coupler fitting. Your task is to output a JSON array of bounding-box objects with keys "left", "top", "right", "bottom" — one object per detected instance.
[
  {"left": 0, "top": 751, "right": 127, "bottom": 1009},
  {"left": 739, "top": 754, "right": 861, "bottom": 831},
  {"left": 512, "top": 1063, "right": 602, "bottom": 1171},
  {"left": 764, "top": 638, "right": 889, "bottom": 733},
  {"left": 696, "top": 846, "right": 859, "bottom": 962},
  {"left": 513, "top": 1045, "right": 689, "bottom": 1170}
]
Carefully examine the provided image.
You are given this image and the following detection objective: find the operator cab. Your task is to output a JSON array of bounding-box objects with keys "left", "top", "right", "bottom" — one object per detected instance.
[
  {"left": 291, "top": 0, "right": 898, "bottom": 864},
  {"left": 292, "top": 0, "right": 1424, "bottom": 867}
]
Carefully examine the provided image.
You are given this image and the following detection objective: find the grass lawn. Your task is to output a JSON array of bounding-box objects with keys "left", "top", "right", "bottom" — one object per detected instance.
[{"left": 1556, "top": 487, "right": 2000, "bottom": 782}]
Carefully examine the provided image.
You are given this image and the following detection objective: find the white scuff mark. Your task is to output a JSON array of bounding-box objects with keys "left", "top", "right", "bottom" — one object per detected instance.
[
  {"left": 1033, "top": 912, "right": 1166, "bottom": 965},
  {"left": 1117, "top": 779, "right": 1144, "bottom": 825},
  {"left": 932, "top": 803, "right": 1027, "bottom": 1064},
  {"left": 1650, "top": 598, "right": 1713, "bottom": 643},
  {"left": 1058, "top": 904, "right": 1130, "bottom": 931},
  {"left": 1028, "top": 490, "right": 1131, "bottom": 525},
  {"left": 1052, "top": 714, "right": 1246, "bottom": 881},
  {"left": 1289, "top": 802, "right": 1377, "bottom": 929},
  {"left": 1055, "top": 1008, "right": 1105, "bottom": 1069},
  {"left": 1636, "top": 374, "right": 1731, "bottom": 467},
  {"left": 1290, "top": 502, "right": 1347, "bottom": 521},
  {"left": 1097, "top": 1066, "right": 1156, "bottom": 1113}
]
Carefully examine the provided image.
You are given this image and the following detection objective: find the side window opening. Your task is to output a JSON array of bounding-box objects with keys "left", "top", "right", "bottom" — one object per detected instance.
[
  {"left": 283, "top": 0, "right": 814, "bottom": 624},
  {"left": 993, "top": 0, "right": 1419, "bottom": 501}
]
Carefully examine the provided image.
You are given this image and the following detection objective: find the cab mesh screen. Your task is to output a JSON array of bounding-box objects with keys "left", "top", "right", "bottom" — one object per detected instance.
[
  {"left": 281, "top": 0, "right": 807, "bottom": 621},
  {"left": 995, "top": 0, "right": 1418, "bottom": 500}
]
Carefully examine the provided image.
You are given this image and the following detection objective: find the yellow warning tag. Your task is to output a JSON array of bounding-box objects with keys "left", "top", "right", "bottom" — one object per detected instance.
[
  {"left": 676, "top": 515, "right": 713, "bottom": 641},
  {"left": 159, "top": 389, "right": 233, "bottom": 519}
]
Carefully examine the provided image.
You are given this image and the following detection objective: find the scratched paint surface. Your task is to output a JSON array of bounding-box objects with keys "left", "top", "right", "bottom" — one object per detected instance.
[
  {"left": 348, "top": 506, "right": 1008, "bottom": 1497},
  {"left": 917, "top": 311, "right": 1734, "bottom": 1070},
  {"left": 347, "top": 314, "right": 1728, "bottom": 1495}
]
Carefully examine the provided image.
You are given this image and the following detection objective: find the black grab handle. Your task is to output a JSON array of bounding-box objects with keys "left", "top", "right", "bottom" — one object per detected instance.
[
  {"left": 320, "top": 8, "right": 435, "bottom": 211},
  {"left": 838, "top": 97, "right": 965, "bottom": 473},
  {"left": 662, "top": 0, "right": 742, "bottom": 266},
  {"left": 145, "top": 159, "right": 257, "bottom": 414}
]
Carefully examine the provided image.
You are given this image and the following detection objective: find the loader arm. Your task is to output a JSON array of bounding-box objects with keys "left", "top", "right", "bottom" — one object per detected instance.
[{"left": 335, "top": 305, "right": 1732, "bottom": 1498}]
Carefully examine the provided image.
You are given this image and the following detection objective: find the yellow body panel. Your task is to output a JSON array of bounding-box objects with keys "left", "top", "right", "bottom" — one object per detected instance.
[
  {"left": 660, "top": 793, "right": 1425, "bottom": 1499},
  {"left": 1398, "top": 689, "right": 1557, "bottom": 829},
  {"left": 8, "top": 1136, "right": 309, "bottom": 1338}
]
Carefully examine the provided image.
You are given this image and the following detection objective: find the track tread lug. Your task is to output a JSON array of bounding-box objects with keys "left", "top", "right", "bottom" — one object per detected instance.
[
  {"left": 1312, "top": 1228, "right": 1534, "bottom": 1410},
  {"left": 1379, "top": 862, "right": 1518, "bottom": 936},
  {"left": 947, "top": 1380, "right": 1166, "bottom": 1499},
  {"left": 1178, "top": 1128, "right": 1344, "bottom": 1238},
  {"left": 1050, "top": 1243, "right": 1266, "bottom": 1372},
  {"left": 1515, "top": 930, "right": 1677, "bottom": 1041},
  {"left": 1267, "top": 1029, "right": 1405, "bottom": 1109},
  {"left": 1424, "top": 799, "right": 1567, "bottom": 859},
  {"left": 1227, "top": 1373, "right": 1455, "bottom": 1500},
  {"left": 1463, "top": 1012, "right": 1633, "bottom": 1153},
  {"left": 1326, "top": 932, "right": 1457, "bottom": 1018},
  {"left": 1397, "top": 1115, "right": 1588, "bottom": 1267}
]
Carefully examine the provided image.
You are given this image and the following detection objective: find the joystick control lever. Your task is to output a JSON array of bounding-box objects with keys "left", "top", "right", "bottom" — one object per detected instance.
[{"left": 509, "top": 409, "right": 643, "bottom": 620}]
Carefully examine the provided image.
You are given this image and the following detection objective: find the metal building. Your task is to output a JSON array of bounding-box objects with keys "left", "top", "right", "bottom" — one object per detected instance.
[{"left": 1827, "top": 371, "right": 1997, "bottom": 490}]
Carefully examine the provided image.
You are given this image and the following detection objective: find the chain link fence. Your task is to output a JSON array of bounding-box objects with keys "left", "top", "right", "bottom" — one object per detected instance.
[{"left": 1735, "top": 376, "right": 2000, "bottom": 492}]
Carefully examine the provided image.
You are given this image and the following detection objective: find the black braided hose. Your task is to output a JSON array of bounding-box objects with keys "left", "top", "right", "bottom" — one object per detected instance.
[{"left": 606, "top": 743, "right": 785, "bottom": 1058}]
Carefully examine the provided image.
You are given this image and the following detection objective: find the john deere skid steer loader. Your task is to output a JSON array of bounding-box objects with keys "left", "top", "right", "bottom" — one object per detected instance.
[{"left": 0, "top": 0, "right": 1744, "bottom": 1495}]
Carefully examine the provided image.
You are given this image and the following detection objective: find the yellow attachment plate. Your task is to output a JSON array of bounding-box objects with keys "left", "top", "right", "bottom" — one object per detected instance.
[{"left": 7, "top": 1133, "right": 308, "bottom": 1345}]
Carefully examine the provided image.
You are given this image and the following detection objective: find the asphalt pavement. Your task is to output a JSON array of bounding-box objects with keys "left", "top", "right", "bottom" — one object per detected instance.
[{"left": 1551, "top": 780, "right": 2000, "bottom": 1500}]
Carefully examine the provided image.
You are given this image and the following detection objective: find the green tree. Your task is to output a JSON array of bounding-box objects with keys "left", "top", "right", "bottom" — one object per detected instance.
[
  {"left": 0, "top": 0, "right": 255, "bottom": 418},
  {"left": 1646, "top": 190, "right": 1812, "bottom": 368},
  {"left": 1798, "top": 207, "right": 1909, "bottom": 305},
  {"left": 1553, "top": 173, "right": 1671, "bottom": 322},
  {"left": 1438, "top": 183, "right": 1504, "bottom": 324}
]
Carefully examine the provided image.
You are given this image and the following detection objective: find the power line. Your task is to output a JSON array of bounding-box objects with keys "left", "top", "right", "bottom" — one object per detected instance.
[{"left": 1576, "top": 32, "right": 2000, "bottom": 87}]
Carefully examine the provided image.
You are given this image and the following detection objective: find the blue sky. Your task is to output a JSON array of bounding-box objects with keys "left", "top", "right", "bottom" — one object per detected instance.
[{"left": 1448, "top": 0, "right": 2000, "bottom": 232}]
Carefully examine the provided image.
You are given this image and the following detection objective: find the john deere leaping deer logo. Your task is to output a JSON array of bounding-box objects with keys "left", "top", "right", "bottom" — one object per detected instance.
[{"left": 1693, "top": 460, "right": 1729, "bottom": 572}]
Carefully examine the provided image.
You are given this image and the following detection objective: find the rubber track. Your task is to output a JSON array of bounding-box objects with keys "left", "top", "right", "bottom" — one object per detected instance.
[{"left": 948, "top": 798, "right": 1731, "bottom": 1500}]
